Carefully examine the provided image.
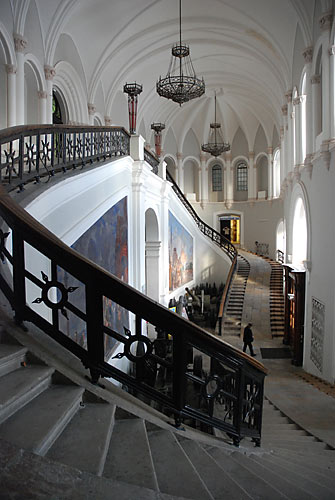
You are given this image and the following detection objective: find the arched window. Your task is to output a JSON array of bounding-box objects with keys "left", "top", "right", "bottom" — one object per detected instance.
[
  {"left": 273, "top": 149, "right": 281, "bottom": 198},
  {"left": 52, "top": 92, "right": 63, "bottom": 124},
  {"left": 292, "top": 197, "right": 307, "bottom": 269},
  {"left": 212, "top": 164, "right": 222, "bottom": 191},
  {"left": 236, "top": 162, "right": 248, "bottom": 191},
  {"left": 301, "top": 73, "right": 307, "bottom": 162}
]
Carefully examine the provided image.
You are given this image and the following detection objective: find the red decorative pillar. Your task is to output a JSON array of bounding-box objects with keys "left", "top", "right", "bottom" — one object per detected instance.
[
  {"left": 151, "top": 122, "right": 165, "bottom": 157},
  {"left": 123, "top": 82, "right": 143, "bottom": 134}
]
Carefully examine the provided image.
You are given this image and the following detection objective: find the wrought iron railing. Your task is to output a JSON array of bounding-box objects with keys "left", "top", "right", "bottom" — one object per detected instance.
[
  {"left": 144, "top": 147, "right": 159, "bottom": 175},
  {"left": 276, "top": 249, "right": 284, "bottom": 263},
  {"left": 0, "top": 125, "right": 266, "bottom": 446},
  {"left": 0, "top": 125, "right": 130, "bottom": 192},
  {"left": 166, "top": 172, "right": 237, "bottom": 261}
]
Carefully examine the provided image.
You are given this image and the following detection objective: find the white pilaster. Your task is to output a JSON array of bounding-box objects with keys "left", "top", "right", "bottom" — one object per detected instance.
[
  {"left": 177, "top": 152, "right": 184, "bottom": 192},
  {"left": 248, "top": 151, "right": 256, "bottom": 200},
  {"left": 293, "top": 96, "right": 303, "bottom": 165},
  {"left": 14, "top": 34, "right": 27, "bottom": 125},
  {"left": 38, "top": 91, "right": 47, "bottom": 124},
  {"left": 6, "top": 64, "right": 16, "bottom": 127},
  {"left": 88, "top": 103, "right": 96, "bottom": 125},
  {"left": 200, "top": 153, "right": 208, "bottom": 203},
  {"left": 225, "top": 152, "right": 233, "bottom": 205},
  {"left": 44, "top": 66, "right": 56, "bottom": 124},
  {"left": 311, "top": 75, "right": 321, "bottom": 149},
  {"left": 303, "top": 46, "right": 313, "bottom": 156},
  {"left": 267, "top": 147, "right": 273, "bottom": 199},
  {"left": 329, "top": 46, "right": 335, "bottom": 139}
]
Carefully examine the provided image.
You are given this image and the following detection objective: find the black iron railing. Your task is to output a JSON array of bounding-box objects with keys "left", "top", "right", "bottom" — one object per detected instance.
[
  {"left": 0, "top": 125, "right": 130, "bottom": 192},
  {"left": 144, "top": 147, "right": 159, "bottom": 175},
  {"left": 0, "top": 126, "right": 266, "bottom": 446},
  {"left": 166, "top": 172, "right": 237, "bottom": 261}
]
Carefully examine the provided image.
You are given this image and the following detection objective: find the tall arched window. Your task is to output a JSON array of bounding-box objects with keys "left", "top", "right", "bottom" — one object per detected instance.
[
  {"left": 273, "top": 149, "right": 281, "bottom": 198},
  {"left": 292, "top": 197, "right": 307, "bottom": 269},
  {"left": 236, "top": 162, "right": 248, "bottom": 191},
  {"left": 212, "top": 164, "right": 222, "bottom": 191},
  {"left": 301, "top": 73, "right": 307, "bottom": 162}
]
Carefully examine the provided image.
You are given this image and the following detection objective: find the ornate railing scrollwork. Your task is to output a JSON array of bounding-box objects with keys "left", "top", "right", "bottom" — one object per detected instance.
[{"left": 0, "top": 125, "right": 266, "bottom": 447}]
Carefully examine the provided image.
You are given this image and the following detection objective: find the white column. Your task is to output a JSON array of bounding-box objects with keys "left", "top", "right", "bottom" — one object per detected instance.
[
  {"left": 14, "top": 34, "right": 27, "bottom": 125},
  {"left": 6, "top": 64, "right": 16, "bottom": 127},
  {"left": 248, "top": 151, "right": 256, "bottom": 200},
  {"left": 320, "top": 12, "right": 332, "bottom": 138},
  {"left": 200, "top": 153, "right": 208, "bottom": 203},
  {"left": 285, "top": 90, "right": 293, "bottom": 173},
  {"left": 44, "top": 66, "right": 56, "bottom": 124},
  {"left": 177, "top": 152, "right": 184, "bottom": 192},
  {"left": 225, "top": 152, "right": 233, "bottom": 206},
  {"left": 88, "top": 103, "right": 96, "bottom": 125},
  {"left": 311, "top": 75, "right": 321, "bottom": 149},
  {"left": 267, "top": 147, "right": 273, "bottom": 199},
  {"left": 293, "top": 96, "right": 303, "bottom": 165},
  {"left": 145, "top": 241, "right": 161, "bottom": 301},
  {"left": 159, "top": 180, "right": 171, "bottom": 305},
  {"left": 281, "top": 104, "right": 288, "bottom": 180},
  {"left": 38, "top": 91, "right": 47, "bottom": 124},
  {"left": 329, "top": 46, "right": 335, "bottom": 140},
  {"left": 303, "top": 46, "right": 313, "bottom": 156}
]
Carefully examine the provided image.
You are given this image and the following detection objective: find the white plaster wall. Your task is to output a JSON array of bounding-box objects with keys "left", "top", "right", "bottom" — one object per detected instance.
[{"left": 283, "top": 152, "right": 335, "bottom": 384}]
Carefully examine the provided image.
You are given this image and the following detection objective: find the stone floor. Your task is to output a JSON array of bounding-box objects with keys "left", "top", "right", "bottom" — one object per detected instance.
[{"left": 218, "top": 250, "right": 335, "bottom": 450}]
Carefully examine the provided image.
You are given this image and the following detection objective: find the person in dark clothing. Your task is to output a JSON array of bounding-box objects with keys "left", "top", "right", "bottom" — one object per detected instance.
[{"left": 243, "top": 322, "right": 256, "bottom": 356}]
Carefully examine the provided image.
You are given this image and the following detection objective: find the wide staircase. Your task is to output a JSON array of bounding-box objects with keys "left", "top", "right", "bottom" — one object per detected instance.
[
  {"left": 221, "top": 254, "right": 250, "bottom": 336},
  {"left": 1, "top": 316, "right": 335, "bottom": 499},
  {"left": 269, "top": 259, "right": 285, "bottom": 338}
]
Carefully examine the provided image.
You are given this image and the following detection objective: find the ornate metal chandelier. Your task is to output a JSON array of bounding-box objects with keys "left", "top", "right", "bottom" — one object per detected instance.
[
  {"left": 202, "top": 92, "right": 230, "bottom": 157},
  {"left": 156, "top": 0, "right": 205, "bottom": 105}
]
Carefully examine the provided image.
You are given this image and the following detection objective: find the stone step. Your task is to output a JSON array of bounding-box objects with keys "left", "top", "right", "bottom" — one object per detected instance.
[
  {"left": 0, "top": 365, "right": 54, "bottom": 424},
  {"left": 177, "top": 437, "right": 251, "bottom": 500},
  {"left": 264, "top": 439, "right": 328, "bottom": 452},
  {"left": 258, "top": 451, "right": 335, "bottom": 490},
  {"left": 232, "top": 451, "right": 316, "bottom": 500},
  {"left": 204, "top": 445, "right": 288, "bottom": 500},
  {"left": 147, "top": 428, "right": 212, "bottom": 499},
  {"left": 274, "top": 448, "right": 335, "bottom": 477},
  {"left": 251, "top": 453, "right": 334, "bottom": 499},
  {"left": 0, "top": 343, "right": 28, "bottom": 377},
  {"left": 103, "top": 418, "right": 158, "bottom": 491},
  {"left": 0, "top": 384, "right": 84, "bottom": 455},
  {"left": 47, "top": 400, "right": 115, "bottom": 476}
]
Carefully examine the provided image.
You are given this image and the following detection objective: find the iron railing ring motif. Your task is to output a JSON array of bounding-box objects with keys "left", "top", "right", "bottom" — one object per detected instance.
[
  {"left": 32, "top": 271, "right": 78, "bottom": 319},
  {"left": 113, "top": 326, "right": 154, "bottom": 363}
]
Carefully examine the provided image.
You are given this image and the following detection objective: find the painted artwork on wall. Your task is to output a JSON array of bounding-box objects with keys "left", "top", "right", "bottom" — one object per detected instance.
[
  {"left": 58, "top": 196, "right": 128, "bottom": 359},
  {"left": 169, "top": 211, "right": 193, "bottom": 291}
]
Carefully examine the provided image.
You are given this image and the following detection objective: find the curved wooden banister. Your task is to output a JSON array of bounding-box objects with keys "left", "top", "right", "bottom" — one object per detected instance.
[{"left": 0, "top": 124, "right": 266, "bottom": 446}]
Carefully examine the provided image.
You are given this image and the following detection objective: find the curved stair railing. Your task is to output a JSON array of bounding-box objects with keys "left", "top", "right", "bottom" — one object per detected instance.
[{"left": 0, "top": 125, "right": 266, "bottom": 447}]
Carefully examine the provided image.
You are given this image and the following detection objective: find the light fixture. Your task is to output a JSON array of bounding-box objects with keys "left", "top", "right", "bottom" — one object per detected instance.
[
  {"left": 201, "top": 92, "right": 230, "bottom": 157},
  {"left": 156, "top": 0, "right": 205, "bottom": 105},
  {"left": 123, "top": 82, "right": 143, "bottom": 134},
  {"left": 151, "top": 123, "right": 165, "bottom": 157}
]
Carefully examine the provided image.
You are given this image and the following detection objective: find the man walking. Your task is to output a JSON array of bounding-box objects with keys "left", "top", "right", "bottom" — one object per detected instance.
[{"left": 243, "top": 322, "right": 256, "bottom": 356}]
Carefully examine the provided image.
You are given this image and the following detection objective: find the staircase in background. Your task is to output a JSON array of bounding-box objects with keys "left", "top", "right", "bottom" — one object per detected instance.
[
  {"left": 269, "top": 259, "right": 285, "bottom": 338},
  {"left": 1, "top": 321, "right": 335, "bottom": 499},
  {"left": 221, "top": 254, "right": 250, "bottom": 336}
]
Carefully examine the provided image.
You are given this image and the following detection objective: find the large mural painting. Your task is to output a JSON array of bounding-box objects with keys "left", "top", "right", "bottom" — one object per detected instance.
[
  {"left": 58, "top": 197, "right": 128, "bottom": 359},
  {"left": 169, "top": 212, "right": 193, "bottom": 291}
]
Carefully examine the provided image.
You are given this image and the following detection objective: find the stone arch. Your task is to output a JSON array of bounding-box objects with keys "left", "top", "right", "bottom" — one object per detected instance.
[
  {"left": 164, "top": 154, "right": 177, "bottom": 182},
  {"left": 183, "top": 155, "right": 200, "bottom": 201},
  {"left": 145, "top": 207, "right": 160, "bottom": 302},
  {"left": 288, "top": 182, "right": 311, "bottom": 268},
  {"left": 24, "top": 55, "right": 45, "bottom": 124},
  {"left": 53, "top": 61, "right": 88, "bottom": 124},
  {"left": 276, "top": 218, "right": 286, "bottom": 260},
  {"left": 255, "top": 152, "right": 268, "bottom": 198}
]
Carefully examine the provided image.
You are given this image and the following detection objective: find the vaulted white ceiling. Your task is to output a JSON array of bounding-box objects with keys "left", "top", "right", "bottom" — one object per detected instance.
[{"left": 34, "top": 0, "right": 319, "bottom": 150}]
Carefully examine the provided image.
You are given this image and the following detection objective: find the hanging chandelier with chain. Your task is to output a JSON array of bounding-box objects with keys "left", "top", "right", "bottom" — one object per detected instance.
[
  {"left": 202, "top": 92, "right": 230, "bottom": 157},
  {"left": 156, "top": 0, "right": 205, "bottom": 105}
]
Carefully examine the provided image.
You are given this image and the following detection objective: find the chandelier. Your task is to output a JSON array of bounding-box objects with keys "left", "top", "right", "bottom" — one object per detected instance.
[
  {"left": 202, "top": 92, "right": 230, "bottom": 157},
  {"left": 156, "top": 0, "right": 205, "bottom": 105}
]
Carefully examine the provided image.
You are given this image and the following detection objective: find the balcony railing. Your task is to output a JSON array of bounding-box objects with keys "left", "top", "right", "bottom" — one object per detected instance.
[
  {"left": 0, "top": 125, "right": 266, "bottom": 446},
  {"left": 0, "top": 125, "right": 130, "bottom": 192}
]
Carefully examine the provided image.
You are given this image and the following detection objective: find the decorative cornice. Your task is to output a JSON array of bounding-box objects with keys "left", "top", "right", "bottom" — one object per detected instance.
[
  {"left": 302, "top": 46, "right": 313, "bottom": 64},
  {"left": 6, "top": 64, "right": 16, "bottom": 74},
  {"left": 280, "top": 126, "right": 284, "bottom": 139},
  {"left": 311, "top": 74, "right": 321, "bottom": 85},
  {"left": 44, "top": 65, "right": 56, "bottom": 81},
  {"left": 176, "top": 152, "right": 183, "bottom": 160},
  {"left": 104, "top": 116, "right": 111, "bottom": 126},
  {"left": 87, "top": 103, "right": 96, "bottom": 116},
  {"left": 225, "top": 151, "right": 232, "bottom": 161},
  {"left": 281, "top": 104, "right": 288, "bottom": 116},
  {"left": 293, "top": 165, "right": 301, "bottom": 182},
  {"left": 37, "top": 90, "right": 48, "bottom": 99},
  {"left": 200, "top": 152, "right": 207, "bottom": 162},
  {"left": 267, "top": 147, "right": 273, "bottom": 155},
  {"left": 319, "top": 11, "right": 333, "bottom": 32},
  {"left": 248, "top": 151, "right": 255, "bottom": 160},
  {"left": 329, "top": 45, "right": 335, "bottom": 57},
  {"left": 304, "top": 154, "right": 313, "bottom": 179},
  {"left": 14, "top": 34, "right": 27, "bottom": 53},
  {"left": 285, "top": 90, "right": 292, "bottom": 103}
]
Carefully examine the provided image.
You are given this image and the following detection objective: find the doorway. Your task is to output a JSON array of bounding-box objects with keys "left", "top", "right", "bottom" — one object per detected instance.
[{"left": 220, "top": 215, "right": 240, "bottom": 245}]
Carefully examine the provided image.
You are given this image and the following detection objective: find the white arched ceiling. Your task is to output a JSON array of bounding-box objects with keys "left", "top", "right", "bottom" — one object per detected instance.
[{"left": 16, "top": 0, "right": 317, "bottom": 153}]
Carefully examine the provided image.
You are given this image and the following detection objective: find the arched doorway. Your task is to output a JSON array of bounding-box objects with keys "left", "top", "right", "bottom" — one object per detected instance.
[
  {"left": 292, "top": 197, "right": 307, "bottom": 269},
  {"left": 276, "top": 219, "right": 285, "bottom": 262},
  {"left": 145, "top": 208, "right": 160, "bottom": 302},
  {"left": 52, "top": 90, "right": 67, "bottom": 124}
]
